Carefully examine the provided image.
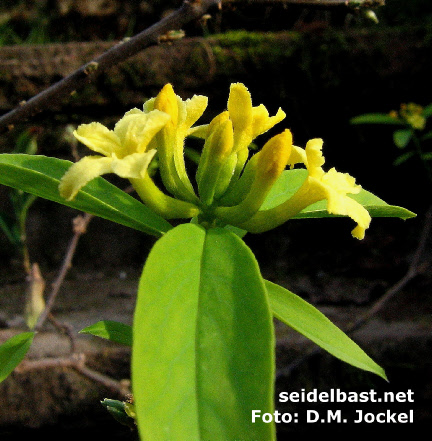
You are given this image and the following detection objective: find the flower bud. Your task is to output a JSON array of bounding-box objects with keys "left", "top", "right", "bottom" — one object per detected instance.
[
  {"left": 196, "top": 114, "right": 234, "bottom": 206},
  {"left": 215, "top": 130, "right": 292, "bottom": 225}
]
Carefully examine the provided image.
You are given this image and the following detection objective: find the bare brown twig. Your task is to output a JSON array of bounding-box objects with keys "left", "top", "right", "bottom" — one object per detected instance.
[
  {"left": 15, "top": 353, "right": 129, "bottom": 395},
  {"left": 34, "top": 212, "right": 94, "bottom": 331},
  {"left": 223, "top": 0, "right": 384, "bottom": 5},
  {"left": 0, "top": 0, "right": 221, "bottom": 133},
  {"left": 276, "top": 206, "right": 431, "bottom": 379}
]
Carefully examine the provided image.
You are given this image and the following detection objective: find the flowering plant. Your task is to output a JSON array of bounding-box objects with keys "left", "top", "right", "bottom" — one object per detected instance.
[
  {"left": 0, "top": 83, "right": 415, "bottom": 439},
  {"left": 351, "top": 102, "right": 432, "bottom": 179}
]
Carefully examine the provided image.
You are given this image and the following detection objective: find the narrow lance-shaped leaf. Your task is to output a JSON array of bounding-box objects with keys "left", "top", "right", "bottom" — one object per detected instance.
[
  {"left": 0, "top": 154, "right": 172, "bottom": 237},
  {"left": 132, "top": 224, "right": 276, "bottom": 440},
  {"left": 0, "top": 332, "right": 35, "bottom": 383},
  {"left": 80, "top": 320, "right": 132, "bottom": 346},
  {"left": 265, "top": 280, "right": 387, "bottom": 380},
  {"left": 350, "top": 113, "right": 406, "bottom": 125},
  {"left": 261, "top": 169, "right": 416, "bottom": 219}
]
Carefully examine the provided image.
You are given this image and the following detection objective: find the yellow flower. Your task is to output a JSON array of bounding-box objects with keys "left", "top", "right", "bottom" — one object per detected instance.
[
  {"left": 148, "top": 84, "right": 208, "bottom": 202},
  {"left": 240, "top": 139, "right": 371, "bottom": 239},
  {"left": 59, "top": 108, "right": 170, "bottom": 201}
]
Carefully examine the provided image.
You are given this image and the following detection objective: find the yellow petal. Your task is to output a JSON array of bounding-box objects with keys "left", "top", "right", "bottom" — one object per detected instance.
[
  {"left": 59, "top": 156, "right": 113, "bottom": 201},
  {"left": 154, "top": 83, "right": 179, "bottom": 128},
  {"left": 114, "top": 110, "right": 170, "bottom": 156},
  {"left": 251, "top": 105, "right": 286, "bottom": 139},
  {"left": 138, "top": 110, "right": 171, "bottom": 151},
  {"left": 304, "top": 138, "right": 325, "bottom": 177},
  {"left": 311, "top": 170, "right": 370, "bottom": 239},
  {"left": 187, "top": 124, "right": 209, "bottom": 138},
  {"left": 74, "top": 122, "right": 121, "bottom": 157},
  {"left": 322, "top": 168, "right": 361, "bottom": 195},
  {"left": 111, "top": 151, "right": 157, "bottom": 179},
  {"left": 182, "top": 94, "right": 208, "bottom": 129},
  {"left": 143, "top": 97, "right": 155, "bottom": 112},
  {"left": 228, "top": 83, "right": 253, "bottom": 133},
  {"left": 113, "top": 108, "right": 145, "bottom": 142},
  {"left": 255, "top": 129, "right": 292, "bottom": 180},
  {"left": 288, "top": 145, "right": 307, "bottom": 168}
]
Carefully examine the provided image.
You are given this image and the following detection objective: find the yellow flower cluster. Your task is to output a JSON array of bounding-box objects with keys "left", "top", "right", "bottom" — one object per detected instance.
[{"left": 59, "top": 83, "right": 371, "bottom": 239}]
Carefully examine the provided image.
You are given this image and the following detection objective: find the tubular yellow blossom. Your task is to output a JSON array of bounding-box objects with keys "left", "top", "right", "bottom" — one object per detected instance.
[
  {"left": 152, "top": 84, "right": 207, "bottom": 203},
  {"left": 215, "top": 129, "right": 292, "bottom": 224},
  {"left": 239, "top": 138, "right": 371, "bottom": 239},
  {"left": 226, "top": 83, "right": 286, "bottom": 187}
]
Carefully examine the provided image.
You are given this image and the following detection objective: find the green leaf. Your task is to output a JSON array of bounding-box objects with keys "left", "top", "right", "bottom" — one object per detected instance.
[
  {"left": 394, "top": 151, "right": 415, "bottom": 166},
  {"left": 422, "top": 103, "right": 432, "bottom": 118},
  {"left": 421, "top": 130, "right": 432, "bottom": 141},
  {"left": 265, "top": 281, "right": 387, "bottom": 380},
  {"left": 421, "top": 152, "right": 432, "bottom": 161},
  {"left": 0, "top": 154, "right": 172, "bottom": 237},
  {"left": 350, "top": 113, "right": 405, "bottom": 125},
  {"left": 100, "top": 398, "right": 136, "bottom": 428},
  {"left": 132, "top": 224, "right": 275, "bottom": 440},
  {"left": 0, "top": 332, "right": 35, "bottom": 383},
  {"left": 0, "top": 211, "right": 20, "bottom": 245},
  {"left": 393, "top": 129, "right": 413, "bottom": 148},
  {"left": 260, "top": 169, "right": 305, "bottom": 210},
  {"left": 80, "top": 320, "right": 132, "bottom": 346},
  {"left": 261, "top": 169, "right": 416, "bottom": 220}
]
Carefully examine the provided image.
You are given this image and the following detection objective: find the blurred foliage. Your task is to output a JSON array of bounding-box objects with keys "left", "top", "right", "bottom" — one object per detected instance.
[
  {"left": 1, "top": 0, "right": 432, "bottom": 46},
  {"left": 351, "top": 103, "right": 432, "bottom": 184},
  {"left": 0, "top": 130, "right": 39, "bottom": 271}
]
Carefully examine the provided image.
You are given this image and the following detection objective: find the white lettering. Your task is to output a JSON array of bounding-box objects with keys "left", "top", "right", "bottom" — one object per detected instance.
[{"left": 307, "top": 410, "right": 320, "bottom": 423}]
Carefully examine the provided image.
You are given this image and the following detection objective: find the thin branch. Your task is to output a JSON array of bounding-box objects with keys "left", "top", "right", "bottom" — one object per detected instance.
[
  {"left": 346, "top": 205, "right": 431, "bottom": 334},
  {"left": 0, "top": 0, "right": 221, "bottom": 133},
  {"left": 276, "top": 206, "right": 431, "bottom": 379},
  {"left": 15, "top": 353, "right": 129, "bottom": 395},
  {"left": 34, "top": 212, "right": 93, "bottom": 331},
  {"left": 222, "top": 0, "right": 384, "bottom": 6}
]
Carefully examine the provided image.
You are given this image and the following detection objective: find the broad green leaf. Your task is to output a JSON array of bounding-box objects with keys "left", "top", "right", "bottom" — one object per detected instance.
[
  {"left": 0, "top": 332, "right": 35, "bottom": 383},
  {"left": 80, "top": 320, "right": 132, "bottom": 346},
  {"left": 261, "top": 169, "right": 416, "bottom": 219},
  {"left": 0, "top": 154, "right": 172, "bottom": 237},
  {"left": 393, "top": 129, "right": 412, "bottom": 148},
  {"left": 265, "top": 281, "right": 387, "bottom": 380},
  {"left": 132, "top": 224, "right": 275, "bottom": 440},
  {"left": 350, "top": 113, "right": 405, "bottom": 125}
]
